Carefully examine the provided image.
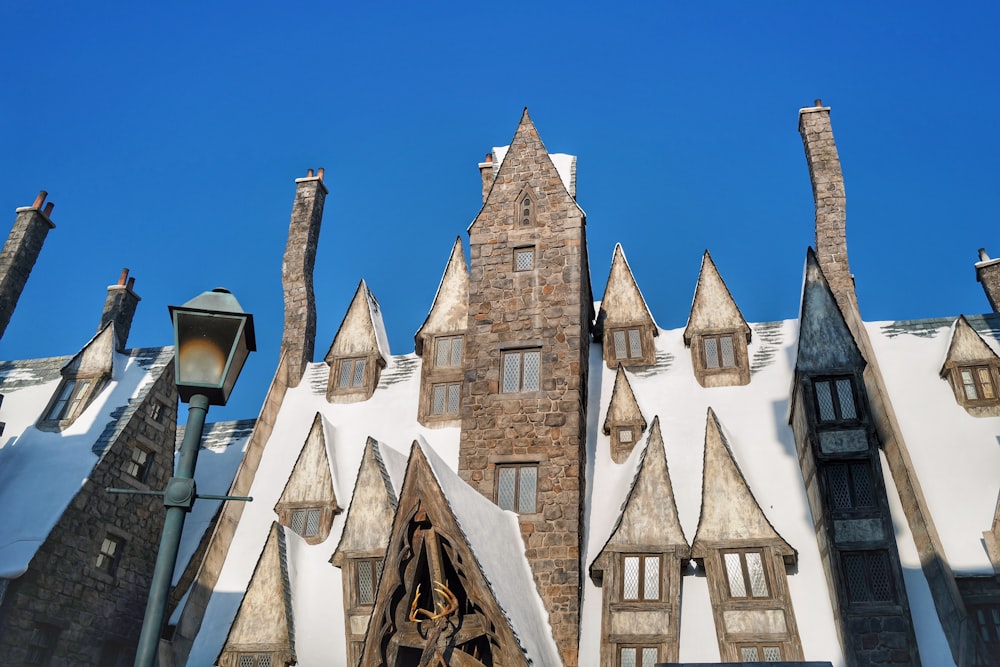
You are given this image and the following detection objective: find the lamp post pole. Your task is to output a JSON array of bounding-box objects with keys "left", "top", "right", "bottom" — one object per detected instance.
[{"left": 132, "top": 393, "right": 210, "bottom": 667}]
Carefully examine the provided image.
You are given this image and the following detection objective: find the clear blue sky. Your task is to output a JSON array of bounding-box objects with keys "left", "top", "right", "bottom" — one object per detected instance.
[{"left": 1, "top": 2, "right": 997, "bottom": 421}]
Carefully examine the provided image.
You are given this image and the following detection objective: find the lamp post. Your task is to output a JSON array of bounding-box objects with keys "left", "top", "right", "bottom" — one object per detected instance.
[{"left": 131, "top": 288, "right": 256, "bottom": 667}]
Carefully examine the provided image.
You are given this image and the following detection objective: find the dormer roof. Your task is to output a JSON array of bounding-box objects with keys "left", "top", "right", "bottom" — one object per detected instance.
[
  {"left": 597, "top": 244, "right": 657, "bottom": 337},
  {"left": 62, "top": 322, "right": 117, "bottom": 378},
  {"left": 324, "top": 279, "right": 390, "bottom": 364},
  {"left": 795, "top": 248, "right": 865, "bottom": 375},
  {"left": 603, "top": 364, "right": 646, "bottom": 435},
  {"left": 414, "top": 237, "right": 469, "bottom": 354},
  {"left": 274, "top": 413, "right": 339, "bottom": 513},
  {"left": 940, "top": 315, "right": 1000, "bottom": 375},
  {"left": 683, "top": 250, "right": 750, "bottom": 345},
  {"left": 692, "top": 408, "right": 795, "bottom": 564}
]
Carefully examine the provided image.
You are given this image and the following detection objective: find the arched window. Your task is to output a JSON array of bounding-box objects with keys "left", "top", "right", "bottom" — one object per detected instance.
[{"left": 518, "top": 192, "right": 534, "bottom": 227}]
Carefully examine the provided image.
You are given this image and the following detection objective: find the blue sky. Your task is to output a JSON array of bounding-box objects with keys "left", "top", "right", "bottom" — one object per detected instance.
[{"left": 1, "top": 2, "right": 998, "bottom": 421}]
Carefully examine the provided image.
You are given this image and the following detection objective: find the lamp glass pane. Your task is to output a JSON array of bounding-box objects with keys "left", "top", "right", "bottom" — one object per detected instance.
[{"left": 175, "top": 311, "right": 243, "bottom": 387}]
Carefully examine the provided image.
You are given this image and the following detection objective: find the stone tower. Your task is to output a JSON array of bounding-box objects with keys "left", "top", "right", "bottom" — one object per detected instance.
[
  {"left": 459, "top": 110, "right": 592, "bottom": 666},
  {"left": 0, "top": 190, "right": 55, "bottom": 340}
]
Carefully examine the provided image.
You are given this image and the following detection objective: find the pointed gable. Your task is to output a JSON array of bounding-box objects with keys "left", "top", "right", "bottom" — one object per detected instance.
[
  {"left": 940, "top": 315, "right": 1000, "bottom": 373},
  {"left": 217, "top": 522, "right": 296, "bottom": 667},
  {"left": 597, "top": 244, "right": 657, "bottom": 368},
  {"left": 273, "top": 413, "right": 339, "bottom": 544},
  {"left": 62, "top": 322, "right": 117, "bottom": 378},
  {"left": 361, "top": 439, "right": 561, "bottom": 667},
  {"left": 603, "top": 364, "right": 647, "bottom": 463},
  {"left": 683, "top": 251, "right": 750, "bottom": 344},
  {"left": 795, "top": 248, "right": 865, "bottom": 375},
  {"left": 692, "top": 408, "right": 795, "bottom": 562},
  {"left": 324, "top": 280, "right": 389, "bottom": 401},
  {"left": 939, "top": 315, "right": 1000, "bottom": 415},
  {"left": 414, "top": 237, "right": 468, "bottom": 354}
]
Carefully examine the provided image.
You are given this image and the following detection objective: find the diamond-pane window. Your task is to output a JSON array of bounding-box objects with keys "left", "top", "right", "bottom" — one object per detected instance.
[
  {"left": 720, "top": 335, "right": 735, "bottom": 367},
  {"left": 258, "top": 656, "right": 272, "bottom": 667},
  {"left": 352, "top": 359, "right": 366, "bottom": 386},
  {"left": 815, "top": 376, "right": 860, "bottom": 422},
  {"left": 843, "top": 551, "right": 894, "bottom": 604},
  {"left": 431, "top": 383, "right": 461, "bottom": 416},
  {"left": 836, "top": 378, "right": 857, "bottom": 418},
  {"left": 614, "top": 330, "right": 627, "bottom": 360},
  {"left": 703, "top": 334, "right": 736, "bottom": 369},
  {"left": 514, "top": 247, "right": 534, "bottom": 271},
  {"left": 723, "top": 549, "right": 770, "bottom": 599},
  {"left": 763, "top": 646, "right": 782, "bottom": 662},
  {"left": 704, "top": 337, "right": 719, "bottom": 368},
  {"left": 619, "top": 646, "right": 657, "bottom": 667},
  {"left": 337, "top": 358, "right": 366, "bottom": 389},
  {"left": 611, "top": 328, "right": 643, "bottom": 360},
  {"left": 741, "top": 647, "right": 759, "bottom": 662},
  {"left": 641, "top": 648, "right": 657, "bottom": 667},
  {"left": 495, "top": 464, "right": 537, "bottom": 514},
  {"left": 355, "top": 558, "right": 383, "bottom": 606},
  {"left": 621, "top": 554, "right": 660, "bottom": 601},
  {"left": 621, "top": 648, "right": 636, "bottom": 667},
  {"left": 623, "top": 556, "right": 640, "bottom": 599},
  {"left": 618, "top": 427, "right": 634, "bottom": 444},
  {"left": 238, "top": 656, "right": 254, "bottom": 667},
  {"left": 501, "top": 348, "right": 541, "bottom": 393},
  {"left": 815, "top": 380, "right": 835, "bottom": 420},
  {"left": 828, "top": 462, "right": 875, "bottom": 511},
  {"left": 746, "top": 551, "right": 768, "bottom": 597},
  {"left": 724, "top": 552, "right": 747, "bottom": 597},
  {"left": 435, "top": 336, "right": 462, "bottom": 368},
  {"left": 290, "top": 508, "right": 322, "bottom": 537}
]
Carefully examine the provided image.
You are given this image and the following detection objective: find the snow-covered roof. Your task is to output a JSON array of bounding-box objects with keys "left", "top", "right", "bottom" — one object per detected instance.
[{"left": 0, "top": 346, "right": 172, "bottom": 578}]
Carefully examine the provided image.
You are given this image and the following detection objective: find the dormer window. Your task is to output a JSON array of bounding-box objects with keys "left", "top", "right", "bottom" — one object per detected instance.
[
  {"left": 703, "top": 334, "right": 736, "bottom": 370},
  {"left": 622, "top": 554, "right": 661, "bottom": 602},
  {"left": 960, "top": 365, "right": 997, "bottom": 402},
  {"left": 435, "top": 335, "right": 463, "bottom": 368},
  {"left": 722, "top": 549, "right": 770, "bottom": 599},
  {"left": 814, "top": 376, "right": 858, "bottom": 423},
  {"left": 39, "top": 375, "right": 106, "bottom": 429},
  {"left": 337, "top": 358, "right": 366, "bottom": 390},
  {"left": 611, "top": 328, "right": 643, "bottom": 362}
]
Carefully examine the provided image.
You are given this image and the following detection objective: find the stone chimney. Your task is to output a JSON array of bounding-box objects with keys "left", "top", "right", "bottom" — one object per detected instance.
[
  {"left": 799, "top": 100, "right": 855, "bottom": 313},
  {"left": 282, "top": 168, "right": 327, "bottom": 387},
  {"left": 976, "top": 248, "right": 1000, "bottom": 312},
  {"left": 478, "top": 152, "right": 494, "bottom": 204},
  {"left": 100, "top": 268, "right": 141, "bottom": 351},
  {"left": 0, "top": 191, "right": 56, "bottom": 340}
]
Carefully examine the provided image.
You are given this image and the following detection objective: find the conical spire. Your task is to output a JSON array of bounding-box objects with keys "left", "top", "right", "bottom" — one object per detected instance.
[
  {"left": 603, "top": 364, "right": 647, "bottom": 463},
  {"left": 414, "top": 237, "right": 468, "bottom": 354},
  {"left": 683, "top": 250, "right": 750, "bottom": 345},
  {"left": 274, "top": 414, "right": 339, "bottom": 544}
]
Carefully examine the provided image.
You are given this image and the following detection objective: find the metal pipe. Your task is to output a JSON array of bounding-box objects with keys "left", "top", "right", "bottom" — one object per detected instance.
[{"left": 133, "top": 393, "right": 210, "bottom": 667}]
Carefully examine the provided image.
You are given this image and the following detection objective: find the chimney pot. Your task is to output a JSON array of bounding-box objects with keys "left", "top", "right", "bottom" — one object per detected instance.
[
  {"left": 118, "top": 268, "right": 130, "bottom": 286},
  {"left": 814, "top": 98, "right": 823, "bottom": 107},
  {"left": 126, "top": 277, "right": 136, "bottom": 290},
  {"left": 980, "top": 248, "right": 990, "bottom": 262},
  {"left": 306, "top": 168, "right": 314, "bottom": 177},
  {"left": 485, "top": 153, "right": 493, "bottom": 163},
  {"left": 32, "top": 191, "right": 48, "bottom": 209},
  {"left": 317, "top": 167, "right": 324, "bottom": 180},
  {"left": 43, "top": 202, "right": 54, "bottom": 217}
]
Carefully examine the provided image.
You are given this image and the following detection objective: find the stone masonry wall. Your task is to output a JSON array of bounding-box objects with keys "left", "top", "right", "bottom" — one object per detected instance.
[
  {"left": 281, "top": 172, "right": 327, "bottom": 388},
  {"left": 0, "top": 200, "right": 55, "bottom": 340},
  {"left": 459, "top": 113, "right": 589, "bottom": 666},
  {"left": 0, "top": 366, "right": 178, "bottom": 666}
]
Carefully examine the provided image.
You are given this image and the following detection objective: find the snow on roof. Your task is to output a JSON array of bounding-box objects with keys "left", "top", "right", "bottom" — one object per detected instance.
[
  {"left": 867, "top": 316, "right": 1000, "bottom": 575},
  {"left": 419, "top": 439, "right": 564, "bottom": 666},
  {"left": 0, "top": 346, "right": 172, "bottom": 579}
]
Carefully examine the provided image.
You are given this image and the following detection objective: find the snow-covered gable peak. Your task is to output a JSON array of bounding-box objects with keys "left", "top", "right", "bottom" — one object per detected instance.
[
  {"left": 330, "top": 437, "right": 403, "bottom": 566},
  {"left": 603, "top": 365, "right": 646, "bottom": 435},
  {"left": 683, "top": 250, "right": 750, "bottom": 345},
  {"left": 692, "top": 408, "right": 795, "bottom": 562},
  {"left": 795, "top": 248, "right": 865, "bottom": 374},
  {"left": 593, "top": 417, "right": 689, "bottom": 564},
  {"left": 414, "top": 237, "right": 468, "bottom": 354},
  {"left": 216, "top": 522, "right": 296, "bottom": 667},
  {"left": 940, "top": 315, "right": 1000, "bottom": 374},
  {"left": 597, "top": 244, "right": 658, "bottom": 336},
  {"left": 324, "top": 279, "right": 390, "bottom": 363}
]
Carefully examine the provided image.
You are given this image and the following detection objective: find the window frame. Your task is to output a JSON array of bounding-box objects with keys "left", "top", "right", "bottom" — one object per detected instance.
[
  {"left": 617, "top": 644, "right": 659, "bottom": 667},
  {"left": 721, "top": 548, "right": 771, "bottom": 599},
  {"left": 812, "top": 375, "right": 861, "bottom": 424},
  {"left": 95, "top": 533, "right": 125, "bottom": 577},
  {"left": 735, "top": 642, "right": 783, "bottom": 662},
  {"left": 620, "top": 553, "right": 662, "bottom": 602},
  {"left": 513, "top": 245, "right": 535, "bottom": 272},
  {"left": 336, "top": 357, "right": 367, "bottom": 390},
  {"left": 495, "top": 463, "right": 539, "bottom": 514},
  {"left": 430, "top": 382, "right": 462, "bottom": 416},
  {"left": 353, "top": 557, "right": 384, "bottom": 607},
  {"left": 501, "top": 348, "right": 541, "bottom": 393},
  {"left": 702, "top": 333, "right": 738, "bottom": 370},
  {"left": 610, "top": 327, "right": 644, "bottom": 361},
  {"left": 235, "top": 654, "right": 276, "bottom": 667},
  {"left": 123, "top": 445, "right": 154, "bottom": 483},
  {"left": 518, "top": 192, "right": 535, "bottom": 227},
  {"left": 824, "top": 461, "right": 876, "bottom": 513},
  {"left": 841, "top": 549, "right": 896, "bottom": 605},
  {"left": 959, "top": 365, "right": 999, "bottom": 403},
  {"left": 289, "top": 507, "right": 323, "bottom": 538},
  {"left": 40, "top": 375, "right": 106, "bottom": 427},
  {"left": 433, "top": 335, "right": 463, "bottom": 369}
]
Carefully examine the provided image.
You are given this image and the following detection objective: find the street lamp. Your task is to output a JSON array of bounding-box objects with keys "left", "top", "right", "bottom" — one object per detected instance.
[{"left": 131, "top": 288, "right": 256, "bottom": 667}]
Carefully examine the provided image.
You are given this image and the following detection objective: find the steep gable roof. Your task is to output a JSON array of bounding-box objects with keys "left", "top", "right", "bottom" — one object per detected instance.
[
  {"left": 602, "top": 364, "right": 646, "bottom": 435},
  {"left": 592, "top": 417, "right": 689, "bottom": 567},
  {"left": 940, "top": 315, "right": 1000, "bottom": 375},
  {"left": 61, "top": 322, "right": 117, "bottom": 378},
  {"left": 692, "top": 408, "right": 795, "bottom": 563},
  {"left": 597, "top": 243, "right": 658, "bottom": 336},
  {"left": 324, "top": 279, "right": 390, "bottom": 363},
  {"left": 274, "top": 413, "right": 339, "bottom": 513},
  {"left": 795, "top": 248, "right": 865, "bottom": 374},
  {"left": 414, "top": 237, "right": 468, "bottom": 354},
  {"left": 683, "top": 250, "right": 750, "bottom": 344}
]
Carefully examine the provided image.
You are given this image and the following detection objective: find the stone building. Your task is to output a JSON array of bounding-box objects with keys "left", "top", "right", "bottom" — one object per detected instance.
[
  {"left": 6, "top": 100, "right": 1000, "bottom": 667},
  {"left": 0, "top": 200, "right": 251, "bottom": 666}
]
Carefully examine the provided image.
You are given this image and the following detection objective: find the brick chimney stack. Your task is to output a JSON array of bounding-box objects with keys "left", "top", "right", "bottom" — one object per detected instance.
[
  {"left": 282, "top": 168, "right": 327, "bottom": 387},
  {"left": 100, "top": 268, "right": 141, "bottom": 351},
  {"left": 0, "top": 191, "right": 56, "bottom": 340},
  {"left": 478, "top": 152, "right": 494, "bottom": 204},
  {"left": 799, "top": 100, "right": 856, "bottom": 314},
  {"left": 975, "top": 248, "right": 1000, "bottom": 312}
]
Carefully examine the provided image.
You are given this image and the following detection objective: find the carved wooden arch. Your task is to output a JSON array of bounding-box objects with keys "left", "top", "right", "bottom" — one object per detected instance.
[{"left": 363, "top": 499, "right": 516, "bottom": 667}]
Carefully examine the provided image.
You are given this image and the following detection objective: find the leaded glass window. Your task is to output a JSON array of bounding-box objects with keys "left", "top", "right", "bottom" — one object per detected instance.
[
  {"left": 619, "top": 646, "right": 657, "bottom": 667},
  {"left": 496, "top": 463, "right": 538, "bottom": 513},
  {"left": 290, "top": 508, "right": 322, "bottom": 538},
  {"left": 843, "top": 550, "right": 894, "bottom": 604},
  {"left": 338, "top": 358, "right": 366, "bottom": 389},
  {"left": 621, "top": 554, "right": 660, "bottom": 601},
  {"left": 611, "top": 328, "right": 643, "bottom": 360},
  {"left": 723, "top": 549, "right": 769, "bottom": 599},
  {"left": 435, "top": 336, "right": 463, "bottom": 368},
  {"left": 703, "top": 334, "right": 737, "bottom": 369},
  {"left": 738, "top": 644, "right": 782, "bottom": 662},
  {"left": 514, "top": 246, "right": 535, "bottom": 271},
  {"left": 431, "top": 383, "right": 461, "bottom": 415},
  {"left": 501, "top": 348, "right": 541, "bottom": 393},
  {"left": 814, "top": 376, "right": 859, "bottom": 422},
  {"left": 827, "top": 462, "right": 875, "bottom": 511},
  {"left": 355, "top": 558, "right": 384, "bottom": 606}
]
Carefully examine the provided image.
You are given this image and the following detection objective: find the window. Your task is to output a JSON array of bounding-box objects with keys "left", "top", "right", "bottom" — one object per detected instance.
[
  {"left": 337, "top": 358, "right": 366, "bottom": 389},
  {"left": 25, "top": 623, "right": 60, "bottom": 665},
  {"left": 236, "top": 655, "right": 274, "bottom": 667},
  {"left": 703, "top": 334, "right": 736, "bottom": 369},
  {"left": 621, "top": 554, "right": 660, "bottom": 601},
  {"left": 150, "top": 401, "right": 166, "bottom": 423},
  {"left": 611, "top": 328, "right": 643, "bottom": 361},
  {"left": 520, "top": 194, "right": 534, "bottom": 227},
  {"left": 431, "top": 382, "right": 461, "bottom": 416},
  {"left": 843, "top": 550, "right": 894, "bottom": 604},
  {"left": 737, "top": 644, "right": 783, "bottom": 662},
  {"left": 45, "top": 378, "right": 93, "bottom": 421},
  {"left": 616, "top": 426, "right": 635, "bottom": 448},
  {"left": 970, "top": 603, "right": 1000, "bottom": 644},
  {"left": 618, "top": 645, "right": 658, "bottom": 667},
  {"left": 290, "top": 508, "right": 322, "bottom": 538},
  {"left": 501, "top": 348, "right": 541, "bottom": 392},
  {"left": 96, "top": 534, "right": 124, "bottom": 576},
  {"left": 496, "top": 463, "right": 538, "bottom": 513},
  {"left": 123, "top": 446, "right": 154, "bottom": 483},
  {"left": 814, "top": 377, "right": 858, "bottom": 422},
  {"left": 826, "top": 462, "right": 875, "bottom": 511},
  {"left": 355, "top": 558, "right": 384, "bottom": 606},
  {"left": 960, "top": 366, "right": 997, "bottom": 402},
  {"left": 434, "top": 335, "right": 463, "bottom": 368},
  {"left": 722, "top": 549, "right": 769, "bottom": 598},
  {"left": 514, "top": 246, "right": 535, "bottom": 271}
]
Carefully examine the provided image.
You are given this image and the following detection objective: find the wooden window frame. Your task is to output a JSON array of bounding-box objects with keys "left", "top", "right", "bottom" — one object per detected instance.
[
  {"left": 336, "top": 357, "right": 367, "bottom": 390},
  {"left": 513, "top": 245, "right": 535, "bottom": 272},
  {"left": 40, "top": 375, "right": 107, "bottom": 427},
  {"left": 842, "top": 550, "right": 896, "bottom": 605},
  {"left": 235, "top": 654, "right": 276, "bottom": 667},
  {"left": 702, "top": 333, "right": 738, "bottom": 370},
  {"left": 959, "top": 365, "right": 1000, "bottom": 403},
  {"left": 123, "top": 445, "right": 154, "bottom": 483},
  {"left": 813, "top": 376, "right": 861, "bottom": 424},
  {"left": 824, "top": 461, "right": 876, "bottom": 513},
  {"left": 430, "top": 382, "right": 461, "bottom": 416},
  {"left": 610, "top": 327, "right": 644, "bottom": 361},
  {"left": 501, "top": 348, "right": 541, "bottom": 393},
  {"left": 495, "top": 463, "right": 538, "bottom": 514},
  {"left": 353, "top": 557, "right": 384, "bottom": 607},
  {"left": 721, "top": 548, "right": 771, "bottom": 599},
  {"left": 290, "top": 507, "right": 323, "bottom": 538},
  {"left": 620, "top": 553, "right": 662, "bottom": 602},
  {"left": 434, "top": 335, "right": 463, "bottom": 369},
  {"left": 735, "top": 642, "right": 783, "bottom": 662},
  {"left": 95, "top": 533, "right": 125, "bottom": 577},
  {"left": 617, "top": 644, "right": 659, "bottom": 667}
]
